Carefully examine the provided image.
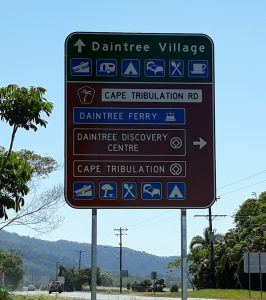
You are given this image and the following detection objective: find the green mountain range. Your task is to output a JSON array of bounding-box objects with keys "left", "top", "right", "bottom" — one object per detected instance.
[{"left": 0, "top": 230, "right": 179, "bottom": 287}]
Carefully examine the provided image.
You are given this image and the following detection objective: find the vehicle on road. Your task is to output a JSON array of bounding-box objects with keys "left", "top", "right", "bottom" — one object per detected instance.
[
  {"left": 27, "top": 285, "right": 35, "bottom": 291},
  {"left": 48, "top": 280, "right": 62, "bottom": 294}
]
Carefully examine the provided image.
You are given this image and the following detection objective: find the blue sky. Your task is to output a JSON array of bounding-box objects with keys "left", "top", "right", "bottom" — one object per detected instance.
[{"left": 1, "top": 1, "right": 266, "bottom": 257}]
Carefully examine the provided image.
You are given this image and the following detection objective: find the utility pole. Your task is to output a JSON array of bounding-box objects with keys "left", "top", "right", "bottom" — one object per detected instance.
[
  {"left": 194, "top": 204, "right": 226, "bottom": 289},
  {"left": 114, "top": 227, "right": 128, "bottom": 293},
  {"left": 55, "top": 262, "right": 59, "bottom": 280},
  {"left": 76, "top": 250, "right": 86, "bottom": 269}
]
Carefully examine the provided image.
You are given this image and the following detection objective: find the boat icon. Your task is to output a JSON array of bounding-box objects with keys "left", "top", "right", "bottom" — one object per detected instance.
[
  {"left": 72, "top": 61, "right": 90, "bottom": 73},
  {"left": 74, "top": 184, "right": 92, "bottom": 197}
]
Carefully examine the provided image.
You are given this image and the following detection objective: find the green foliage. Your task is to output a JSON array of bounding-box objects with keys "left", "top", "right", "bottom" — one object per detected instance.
[
  {"left": 0, "top": 151, "right": 33, "bottom": 219},
  {"left": 170, "top": 283, "right": 179, "bottom": 292},
  {"left": 0, "top": 84, "right": 53, "bottom": 132},
  {"left": 187, "top": 191, "right": 266, "bottom": 290},
  {"left": 0, "top": 84, "right": 54, "bottom": 220},
  {"left": 0, "top": 250, "right": 23, "bottom": 290},
  {"left": 60, "top": 266, "right": 102, "bottom": 291},
  {"left": 141, "top": 278, "right": 152, "bottom": 290},
  {"left": 0, "top": 286, "right": 12, "bottom": 300},
  {"left": 155, "top": 278, "right": 166, "bottom": 292},
  {"left": 168, "top": 258, "right": 181, "bottom": 270},
  {"left": 15, "top": 149, "right": 60, "bottom": 179}
]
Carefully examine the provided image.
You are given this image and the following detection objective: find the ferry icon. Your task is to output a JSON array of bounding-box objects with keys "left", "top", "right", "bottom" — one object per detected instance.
[
  {"left": 165, "top": 112, "right": 176, "bottom": 122},
  {"left": 71, "top": 58, "right": 92, "bottom": 76},
  {"left": 72, "top": 62, "right": 90, "bottom": 72}
]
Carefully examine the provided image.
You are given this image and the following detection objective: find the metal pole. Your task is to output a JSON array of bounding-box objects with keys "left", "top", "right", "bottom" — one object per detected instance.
[
  {"left": 181, "top": 209, "right": 187, "bottom": 300},
  {"left": 208, "top": 207, "right": 216, "bottom": 288},
  {"left": 119, "top": 228, "right": 122, "bottom": 294},
  {"left": 259, "top": 252, "right": 262, "bottom": 298},
  {"left": 91, "top": 209, "right": 97, "bottom": 300},
  {"left": 248, "top": 251, "right": 251, "bottom": 298}
]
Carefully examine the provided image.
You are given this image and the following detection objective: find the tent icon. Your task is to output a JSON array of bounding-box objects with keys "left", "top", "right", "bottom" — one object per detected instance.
[
  {"left": 122, "top": 60, "right": 140, "bottom": 77},
  {"left": 167, "top": 183, "right": 185, "bottom": 200}
]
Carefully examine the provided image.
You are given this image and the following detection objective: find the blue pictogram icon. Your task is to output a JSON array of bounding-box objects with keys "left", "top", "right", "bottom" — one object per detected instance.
[
  {"left": 99, "top": 182, "right": 117, "bottom": 200},
  {"left": 73, "top": 182, "right": 94, "bottom": 200},
  {"left": 141, "top": 182, "right": 162, "bottom": 200},
  {"left": 167, "top": 182, "right": 186, "bottom": 200},
  {"left": 144, "top": 60, "right": 165, "bottom": 77},
  {"left": 122, "top": 182, "right": 137, "bottom": 200},
  {"left": 71, "top": 58, "right": 92, "bottom": 76},
  {"left": 122, "top": 60, "right": 140, "bottom": 77},
  {"left": 96, "top": 59, "right": 117, "bottom": 76},
  {"left": 188, "top": 60, "right": 208, "bottom": 78},
  {"left": 169, "top": 60, "right": 184, "bottom": 77}
]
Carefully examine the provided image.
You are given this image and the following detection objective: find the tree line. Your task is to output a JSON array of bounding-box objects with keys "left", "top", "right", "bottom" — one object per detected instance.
[{"left": 187, "top": 191, "right": 266, "bottom": 290}]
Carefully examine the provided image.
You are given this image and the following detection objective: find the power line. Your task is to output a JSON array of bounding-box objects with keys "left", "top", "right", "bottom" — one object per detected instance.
[
  {"left": 219, "top": 179, "right": 266, "bottom": 196},
  {"left": 218, "top": 170, "right": 266, "bottom": 190},
  {"left": 128, "top": 210, "right": 177, "bottom": 230}
]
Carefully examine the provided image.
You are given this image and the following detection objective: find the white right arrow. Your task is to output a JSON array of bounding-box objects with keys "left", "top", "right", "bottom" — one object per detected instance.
[{"left": 193, "top": 137, "right": 207, "bottom": 149}]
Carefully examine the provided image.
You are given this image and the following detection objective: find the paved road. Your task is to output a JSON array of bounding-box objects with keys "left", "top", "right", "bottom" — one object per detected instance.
[{"left": 14, "top": 290, "right": 217, "bottom": 300}]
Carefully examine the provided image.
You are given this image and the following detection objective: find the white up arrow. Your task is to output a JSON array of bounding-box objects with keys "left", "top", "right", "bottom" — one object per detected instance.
[
  {"left": 193, "top": 137, "right": 207, "bottom": 149},
  {"left": 74, "top": 39, "right": 86, "bottom": 53}
]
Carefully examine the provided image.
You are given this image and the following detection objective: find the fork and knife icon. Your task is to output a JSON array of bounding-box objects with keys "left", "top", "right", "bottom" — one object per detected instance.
[
  {"left": 123, "top": 183, "right": 135, "bottom": 198},
  {"left": 170, "top": 60, "right": 183, "bottom": 76}
]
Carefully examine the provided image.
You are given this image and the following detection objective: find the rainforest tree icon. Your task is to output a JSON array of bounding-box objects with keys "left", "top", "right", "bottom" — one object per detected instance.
[
  {"left": 100, "top": 182, "right": 116, "bottom": 199},
  {"left": 77, "top": 86, "right": 95, "bottom": 104}
]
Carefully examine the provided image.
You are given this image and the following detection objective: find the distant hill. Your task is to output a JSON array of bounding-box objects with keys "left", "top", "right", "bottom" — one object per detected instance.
[{"left": 0, "top": 230, "right": 179, "bottom": 286}]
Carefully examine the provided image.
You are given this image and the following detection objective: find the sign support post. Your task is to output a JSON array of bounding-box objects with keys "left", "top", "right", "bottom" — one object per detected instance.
[
  {"left": 91, "top": 209, "right": 97, "bottom": 300},
  {"left": 181, "top": 209, "right": 187, "bottom": 300}
]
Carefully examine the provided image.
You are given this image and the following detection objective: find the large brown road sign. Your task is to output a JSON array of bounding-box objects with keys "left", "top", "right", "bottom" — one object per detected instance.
[{"left": 65, "top": 32, "right": 215, "bottom": 208}]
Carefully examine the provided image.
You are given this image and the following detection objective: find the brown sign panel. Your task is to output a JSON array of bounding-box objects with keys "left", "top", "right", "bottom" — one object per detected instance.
[
  {"left": 73, "top": 128, "right": 186, "bottom": 156},
  {"left": 65, "top": 32, "right": 215, "bottom": 208}
]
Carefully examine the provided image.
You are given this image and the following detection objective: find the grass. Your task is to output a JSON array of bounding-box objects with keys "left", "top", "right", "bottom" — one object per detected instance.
[
  {"left": 11, "top": 296, "right": 51, "bottom": 300},
  {"left": 9, "top": 289, "right": 266, "bottom": 299},
  {"left": 153, "top": 289, "right": 266, "bottom": 299}
]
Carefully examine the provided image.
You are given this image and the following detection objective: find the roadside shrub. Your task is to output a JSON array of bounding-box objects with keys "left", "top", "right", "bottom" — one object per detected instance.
[
  {"left": 0, "top": 286, "right": 12, "bottom": 300},
  {"left": 170, "top": 284, "right": 179, "bottom": 292}
]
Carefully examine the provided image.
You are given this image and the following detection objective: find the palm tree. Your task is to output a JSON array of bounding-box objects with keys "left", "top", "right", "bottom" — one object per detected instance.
[
  {"left": 190, "top": 227, "right": 212, "bottom": 250},
  {"left": 189, "top": 228, "right": 213, "bottom": 289},
  {"left": 189, "top": 228, "right": 225, "bottom": 289}
]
